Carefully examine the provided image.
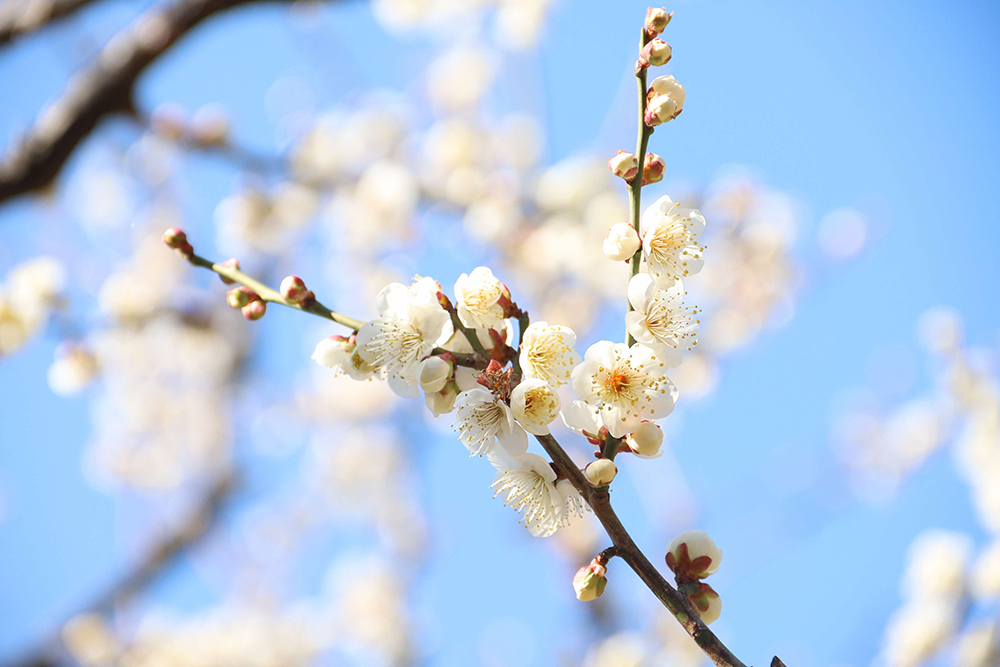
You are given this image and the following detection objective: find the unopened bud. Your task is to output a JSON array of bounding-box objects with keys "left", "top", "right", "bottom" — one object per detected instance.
[
  {"left": 418, "top": 355, "right": 454, "bottom": 393},
  {"left": 603, "top": 223, "right": 641, "bottom": 262},
  {"left": 642, "top": 153, "right": 666, "bottom": 186},
  {"left": 162, "top": 227, "right": 188, "bottom": 249},
  {"left": 639, "top": 38, "right": 672, "bottom": 68},
  {"left": 280, "top": 275, "right": 312, "bottom": 304},
  {"left": 687, "top": 582, "right": 722, "bottom": 624},
  {"left": 573, "top": 559, "right": 608, "bottom": 602},
  {"left": 666, "top": 529, "right": 722, "bottom": 580},
  {"left": 649, "top": 75, "right": 686, "bottom": 112},
  {"left": 645, "top": 94, "right": 679, "bottom": 127},
  {"left": 585, "top": 458, "right": 618, "bottom": 486},
  {"left": 644, "top": 7, "right": 672, "bottom": 37},
  {"left": 226, "top": 286, "right": 256, "bottom": 309},
  {"left": 218, "top": 258, "right": 240, "bottom": 285},
  {"left": 627, "top": 421, "right": 664, "bottom": 457},
  {"left": 608, "top": 150, "right": 639, "bottom": 181},
  {"left": 426, "top": 381, "right": 460, "bottom": 416},
  {"left": 242, "top": 299, "right": 266, "bottom": 320}
]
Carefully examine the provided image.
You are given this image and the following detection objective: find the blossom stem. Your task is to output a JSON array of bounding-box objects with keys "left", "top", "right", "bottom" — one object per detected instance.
[
  {"left": 601, "top": 435, "right": 622, "bottom": 462},
  {"left": 510, "top": 312, "right": 531, "bottom": 377},
  {"left": 447, "top": 309, "right": 489, "bottom": 357},
  {"left": 534, "top": 432, "right": 749, "bottom": 667},
  {"left": 184, "top": 253, "right": 365, "bottom": 330},
  {"left": 626, "top": 27, "right": 654, "bottom": 347}
]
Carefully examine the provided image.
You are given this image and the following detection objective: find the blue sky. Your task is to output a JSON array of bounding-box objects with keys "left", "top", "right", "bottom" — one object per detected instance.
[{"left": 1, "top": 0, "right": 999, "bottom": 665}]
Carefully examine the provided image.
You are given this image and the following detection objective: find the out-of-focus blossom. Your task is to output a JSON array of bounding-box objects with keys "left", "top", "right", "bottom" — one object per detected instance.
[
  {"left": 0, "top": 256, "right": 65, "bottom": 356},
  {"left": 48, "top": 344, "right": 99, "bottom": 396}
]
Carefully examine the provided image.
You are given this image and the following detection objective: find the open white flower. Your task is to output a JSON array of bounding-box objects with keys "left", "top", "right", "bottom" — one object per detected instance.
[
  {"left": 510, "top": 378, "right": 561, "bottom": 435},
  {"left": 561, "top": 400, "right": 603, "bottom": 439},
  {"left": 453, "top": 387, "right": 528, "bottom": 457},
  {"left": 489, "top": 450, "right": 582, "bottom": 537},
  {"left": 626, "top": 273, "right": 699, "bottom": 367},
  {"left": 640, "top": 195, "right": 706, "bottom": 288},
  {"left": 571, "top": 341, "right": 678, "bottom": 438},
  {"left": 454, "top": 266, "right": 506, "bottom": 329},
  {"left": 356, "top": 280, "right": 453, "bottom": 397},
  {"left": 312, "top": 335, "right": 377, "bottom": 381},
  {"left": 519, "top": 322, "right": 579, "bottom": 386}
]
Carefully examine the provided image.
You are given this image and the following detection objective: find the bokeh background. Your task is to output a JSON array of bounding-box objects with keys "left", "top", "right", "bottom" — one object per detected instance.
[{"left": 1, "top": 0, "right": 999, "bottom": 665}]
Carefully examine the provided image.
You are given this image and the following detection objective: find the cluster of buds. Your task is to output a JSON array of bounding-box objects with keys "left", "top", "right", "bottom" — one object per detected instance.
[
  {"left": 645, "top": 75, "right": 686, "bottom": 127},
  {"left": 217, "top": 258, "right": 240, "bottom": 285},
  {"left": 584, "top": 457, "right": 618, "bottom": 486},
  {"left": 637, "top": 7, "right": 674, "bottom": 71},
  {"left": 666, "top": 530, "right": 723, "bottom": 624},
  {"left": 573, "top": 555, "right": 610, "bottom": 602},
  {"left": 161, "top": 227, "right": 193, "bottom": 256},
  {"left": 227, "top": 286, "right": 266, "bottom": 321},
  {"left": 279, "top": 275, "right": 314, "bottom": 305},
  {"left": 608, "top": 150, "right": 639, "bottom": 181}
]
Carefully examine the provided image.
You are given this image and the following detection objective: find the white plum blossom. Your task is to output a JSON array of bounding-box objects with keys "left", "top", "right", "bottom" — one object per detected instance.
[
  {"left": 571, "top": 341, "right": 678, "bottom": 438},
  {"left": 603, "top": 223, "right": 641, "bottom": 262},
  {"left": 312, "top": 336, "right": 377, "bottom": 381},
  {"left": 356, "top": 280, "right": 453, "bottom": 397},
  {"left": 519, "top": 322, "right": 579, "bottom": 386},
  {"left": 454, "top": 266, "right": 506, "bottom": 330},
  {"left": 640, "top": 195, "right": 706, "bottom": 288},
  {"left": 510, "top": 378, "right": 561, "bottom": 435},
  {"left": 488, "top": 449, "right": 583, "bottom": 537},
  {"left": 626, "top": 273, "right": 699, "bottom": 366},
  {"left": 561, "top": 400, "right": 603, "bottom": 439},
  {"left": 417, "top": 356, "right": 452, "bottom": 393},
  {"left": 453, "top": 388, "right": 528, "bottom": 457}
]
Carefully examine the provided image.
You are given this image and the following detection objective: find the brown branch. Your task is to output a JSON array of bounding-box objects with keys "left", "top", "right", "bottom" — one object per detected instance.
[
  {"left": 4, "top": 473, "right": 237, "bottom": 667},
  {"left": 0, "top": 0, "right": 101, "bottom": 46},
  {"left": 534, "top": 433, "right": 749, "bottom": 667},
  {"left": 0, "top": 0, "right": 350, "bottom": 205}
]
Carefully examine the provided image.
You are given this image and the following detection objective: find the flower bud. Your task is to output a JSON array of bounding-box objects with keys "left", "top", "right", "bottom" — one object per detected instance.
[
  {"left": 603, "top": 223, "right": 641, "bottom": 262},
  {"left": 645, "top": 94, "right": 679, "bottom": 127},
  {"left": 573, "top": 560, "right": 608, "bottom": 602},
  {"left": 608, "top": 150, "right": 639, "bottom": 181},
  {"left": 649, "top": 74, "right": 686, "bottom": 111},
  {"left": 666, "top": 529, "right": 722, "bottom": 580},
  {"left": 226, "top": 286, "right": 256, "bottom": 309},
  {"left": 162, "top": 227, "right": 187, "bottom": 249},
  {"left": 218, "top": 258, "right": 240, "bottom": 285},
  {"left": 280, "top": 275, "right": 312, "bottom": 304},
  {"left": 644, "top": 7, "right": 672, "bottom": 37},
  {"left": 627, "top": 421, "right": 664, "bottom": 457},
  {"left": 242, "top": 299, "right": 266, "bottom": 321},
  {"left": 312, "top": 335, "right": 352, "bottom": 366},
  {"left": 639, "top": 38, "right": 672, "bottom": 68},
  {"left": 426, "top": 381, "right": 460, "bottom": 416},
  {"left": 419, "top": 355, "right": 454, "bottom": 393},
  {"left": 642, "top": 153, "right": 666, "bottom": 186},
  {"left": 585, "top": 458, "right": 618, "bottom": 486},
  {"left": 688, "top": 582, "right": 722, "bottom": 624}
]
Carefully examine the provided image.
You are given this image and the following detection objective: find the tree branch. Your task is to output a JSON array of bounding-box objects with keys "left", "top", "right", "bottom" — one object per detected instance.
[
  {"left": 0, "top": 0, "right": 102, "bottom": 46},
  {"left": 5, "top": 472, "right": 237, "bottom": 667},
  {"left": 533, "top": 432, "right": 749, "bottom": 667},
  {"left": 0, "top": 0, "right": 349, "bottom": 205}
]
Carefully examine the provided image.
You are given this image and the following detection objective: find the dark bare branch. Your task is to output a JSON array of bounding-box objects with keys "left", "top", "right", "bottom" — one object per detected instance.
[
  {"left": 0, "top": 0, "right": 102, "bottom": 46},
  {"left": 0, "top": 0, "right": 347, "bottom": 205}
]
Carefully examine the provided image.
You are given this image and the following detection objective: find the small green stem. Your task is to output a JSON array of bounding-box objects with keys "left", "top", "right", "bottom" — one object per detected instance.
[
  {"left": 448, "top": 310, "right": 489, "bottom": 357},
  {"left": 601, "top": 435, "right": 623, "bottom": 461},
  {"left": 510, "top": 311, "right": 531, "bottom": 377},
  {"left": 626, "top": 27, "right": 654, "bottom": 347},
  {"left": 186, "top": 253, "right": 365, "bottom": 331}
]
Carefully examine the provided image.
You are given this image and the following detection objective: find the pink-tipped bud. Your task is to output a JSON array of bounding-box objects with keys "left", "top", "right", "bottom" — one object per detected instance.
[
  {"left": 242, "top": 299, "right": 266, "bottom": 321},
  {"left": 642, "top": 153, "right": 666, "bottom": 186},
  {"left": 162, "top": 227, "right": 188, "bottom": 249},
  {"left": 227, "top": 286, "right": 256, "bottom": 309},
  {"left": 637, "top": 38, "right": 672, "bottom": 71},
  {"left": 644, "top": 7, "right": 672, "bottom": 37},
  {"left": 687, "top": 582, "right": 722, "bottom": 624},
  {"left": 218, "top": 258, "right": 240, "bottom": 285},
  {"left": 573, "top": 558, "right": 608, "bottom": 602},
  {"left": 585, "top": 458, "right": 618, "bottom": 486},
  {"left": 280, "top": 275, "right": 312, "bottom": 304},
  {"left": 666, "top": 530, "right": 723, "bottom": 581},
  {"left": 608, "top": 150, "right": 639, "bottom": 181},
  {"left": 645, "top": 94, "right": 679, "bottom": 127}
]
